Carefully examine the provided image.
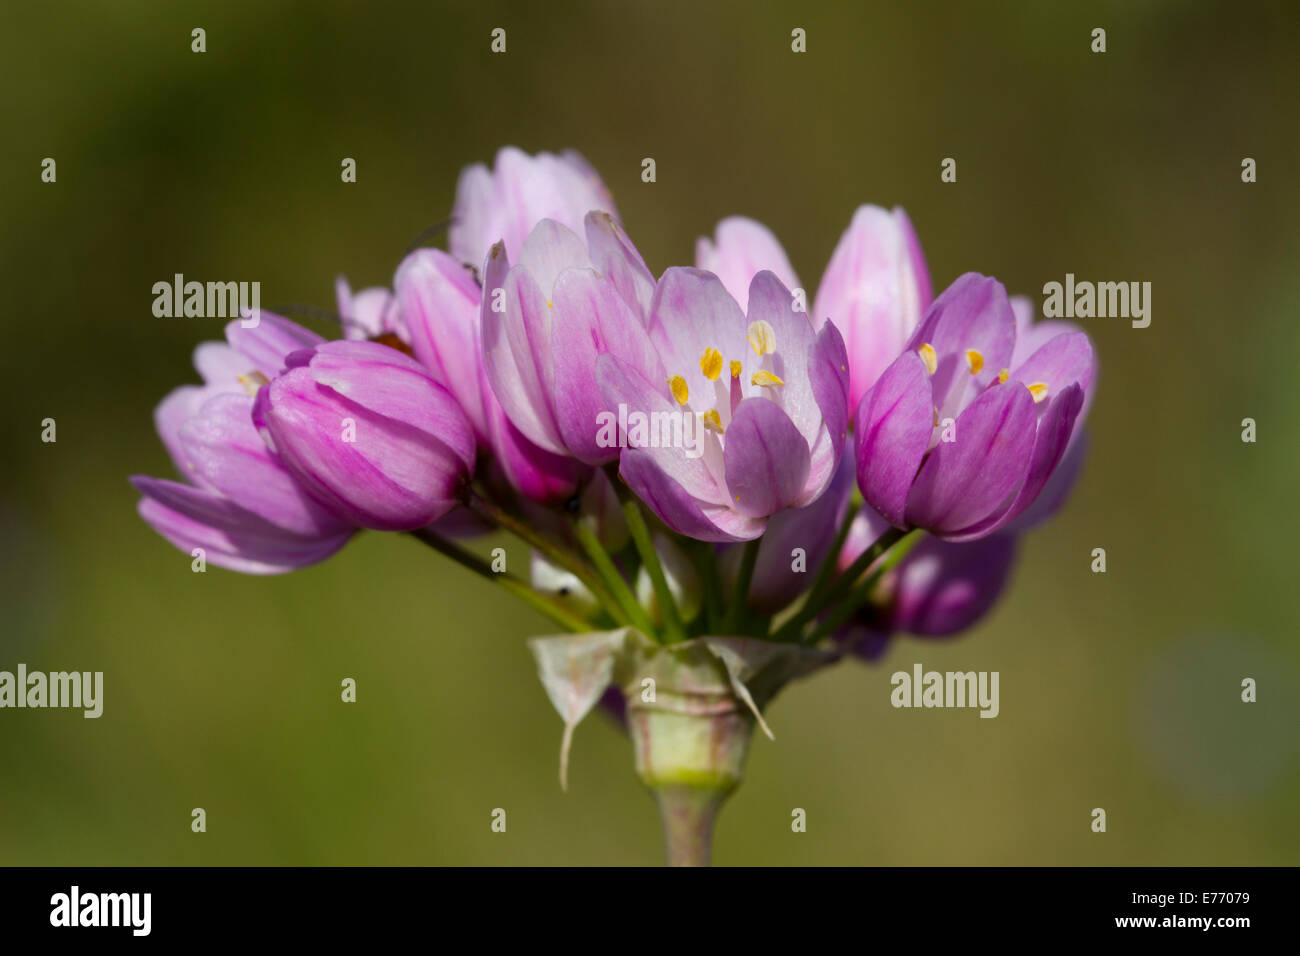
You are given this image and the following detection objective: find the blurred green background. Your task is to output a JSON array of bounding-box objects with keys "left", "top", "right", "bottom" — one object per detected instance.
[{"left": 1, "top": 0, "right": 1297, "bottom": 865}]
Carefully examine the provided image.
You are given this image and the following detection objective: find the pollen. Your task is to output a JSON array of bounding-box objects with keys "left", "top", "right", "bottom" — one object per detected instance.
[
  {"left": 747, "top": 320, "right": 777, "bottom": 356},
  {"left": 965, "top": 349, "right": 984, "bottom": 375},
  {"left": 998, "top": 368, "right": 1010, "bottom": 384},
  {"left": 730, "top": 359, "right": 743, "bottom": 378},
  {"left": 1027, "top": 382, "right": 1049, "bottom": 403},
  {"left": 700, "top": 347, "right": 724, "bottom": 381},
  {"left": 668, "top": 375, "right": 690, "bottom": 405},
  {"left": 702, "top": 409, "right": 724, "bottom": 433},
  {"left": 237, "top": 371, "right": 269, "bottom": 396},
  {"left": 918, "top": 343, "right": 938, "bottom": 375},
  {"left": 751, "top": 370, "right": 785, "bottom": 388}
]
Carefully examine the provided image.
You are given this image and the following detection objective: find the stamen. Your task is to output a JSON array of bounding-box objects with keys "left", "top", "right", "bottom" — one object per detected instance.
[
  {"left": 918, "top": 343, "right": 938, "bottom": 375},
  {"left": 729, "top": 359, "right": 742, "bottom": 378},
  {"left": 747, "top": 320, "right": 776, "bottom": 356},
  {"left": 702, "top": 409, "right": 724, "bottom": 434},
  {"left": 699, "top": 347, "right": 723, "bottom": 381},
  {"left": 238, "top": 371, "right": 269, "bottom": 396},
  {"left": 751, "top": 370, "right": 785, "bottom": 388},
  {"left": 1027, "top": 382, "right": 1049, "bottom": 403},
  {"left": 998, "top": 368, "right": 1010, "bottom": 384},
  {"left": 965, "top": 349, "right": 984, "bottom": 375},
  {"left": 668, "top": 375, "right": 690, "bottom": 405}
]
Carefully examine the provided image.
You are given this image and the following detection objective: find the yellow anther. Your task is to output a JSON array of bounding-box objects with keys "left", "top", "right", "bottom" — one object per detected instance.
[
  {"left": 730, "top": 359, "right": 743, "bottom": 378},
  {"left": 918, "top": 343, "right": 938, "bottom": 375},
  {"left": 668, "top": 375, "right": 690, "bottom": 405},
  {"left": 1027, "top": 382, "right": 1049, "bottom": 403},
  {"left": 997, "top": 368, "right": 1010, "bottom": 384},
  {"left": 747, "top": 320, "right": 777, "bottom": 356},
  {"left": 237, "top": 371, "right": 269, "bottom": 396},
  {"left": 699, "top": 347, "right": 724, "bottom": 381},
  {"left": 965, "top": 349, "right": 984, "bottom": 375},
  {"left": 751, "top": 370, "right": 785, "bottom": 388},
  {"left": 702, "top": 409, "right": 724, "bottom": 433}
]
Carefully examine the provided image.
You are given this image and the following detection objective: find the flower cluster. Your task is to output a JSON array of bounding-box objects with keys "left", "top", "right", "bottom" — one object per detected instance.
[{"left": 133, "top": 146, "right": 1095, "bottom": 661}]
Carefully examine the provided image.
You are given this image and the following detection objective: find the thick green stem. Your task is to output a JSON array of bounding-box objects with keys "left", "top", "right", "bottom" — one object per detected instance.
[
  {"left": 654, "top": 786, "right": 724, "bottom": 866},
  {"left": 408, "top": 528, "right": 591, "bottom": 633},
  {"left": 621, "top": 498, "right": 687, "bottom": 644}
]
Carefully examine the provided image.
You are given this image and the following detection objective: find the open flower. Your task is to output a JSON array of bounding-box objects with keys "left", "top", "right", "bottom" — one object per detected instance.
[
  {"left": 597, "top": 267, "right": 849, "bottom": 542},
  {"left": 855, "top": 272, "right": 1094, "bottom": 540},
  {"left": 254, "top": 340, "right": 476, "bottom": 531},
  {"left": 450, "top": 147, "right": 618, "bottom": 268},
  {"left": 480, "top": 212, "right": 662, "bottom": 466},
  {"left": 131, "top": 315, "right": 354, "bottom": 573}
]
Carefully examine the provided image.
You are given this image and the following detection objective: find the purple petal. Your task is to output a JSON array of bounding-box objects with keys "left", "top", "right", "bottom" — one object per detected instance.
[
  {"left": 904, "top": 381, "right": 1037, "bottom": 535},
  {"left": 892, "top": 533, "right": 1019, "bottom": 635},
  {"left": 812, "top": 205, "right": 932, "bottom": 415},
  {"left": 394, "top": 248, "right": 490, "bottom": 440},
  {"left": 585, "top": 211, "right": 655, "bottom": 317},
  {"left": 905, "top": 273, "right": 1016, "bottom": 420},
  {"left": 619, "top": 449, "right": 763, "bottom": 542},
  {"left": 854, "top": 352, "right": 934, "bottom": 527},
  {"left": 132, "top": 475, "right": 350, "bottom": 574},
  {"left": 551, "top": 268, "right": 663, "bottom": 465},
  {"left": 695, "top": 217, "right": 800, "bottom": 311},
  {"left": 723, "top": 398, "right": 811, "bottom": 518},
  {"left": 177, "top": 392, "right": 350, "bottom": 537},
  {"left": 480, "top": 243, "right": 567, "bottom": 455},
  {"left": 224, "top": 313, "right": 323, "bottom": 378},
  {"left": 804, "top": 317, "right": 851, "bottom": 500}
]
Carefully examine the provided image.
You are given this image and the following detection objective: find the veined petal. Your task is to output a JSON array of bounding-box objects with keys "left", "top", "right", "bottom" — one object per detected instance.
[
  {"left": 905, "top": 380, "right": 1037, "bottom": 535},
  {"left": 695, "top": 217, "right": 800, "bottom": 311},
  {"left": 585, "top": 211, "right": 655, "bottom": 318},
  {"left": 132, "top": 475, "right": 351, "bottom": 574},
  {"left": 854, "top": 352, "right": 934, "bottom": 528},
  {"left": 619, "top": 449, "right": 764, "bottom": 543},
  {"left": 480, "top": 243, "right": 567, "bottom": 455},
  {"left": 178, "top": 392, "right": 351, "bottom": 537},
  {"left": 723, "top": 398, "right": 811, "bottom": 518},
  {"left": 224, "top": 313, "right": 324, "bottom": 378}
]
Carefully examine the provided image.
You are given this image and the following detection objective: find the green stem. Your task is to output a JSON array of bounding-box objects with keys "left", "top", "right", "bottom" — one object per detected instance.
[
  {"left": 723, "top": 538, "right": 761, "bottom": 635},
  {"left": 694, "top": 541, "right": 723, "bottom": 634},
  {"left": 464, "top": 490, "right": 629, "bottom": 626},
  {"left": 804, "top": 497, "right": 861, "bottom": 608},
  {"left": 572, "top": 519, "right": 657, "bottom": 637},
  {"left": 621, "top": 498, "right": 687, "bottom": 644},
  {"left": 773, "top": 526, "right": 907, "bottom": 642},
  {"left": 408, "top": 528, "right": 591, "bottom": 633},
  {"left": 802, "top": 530, "right": 925, "bottom": 645}
]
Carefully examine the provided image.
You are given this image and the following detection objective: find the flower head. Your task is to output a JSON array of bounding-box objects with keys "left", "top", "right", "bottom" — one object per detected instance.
[{"left": 598, "top": 267, "right": 849, "bottom": 542}]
